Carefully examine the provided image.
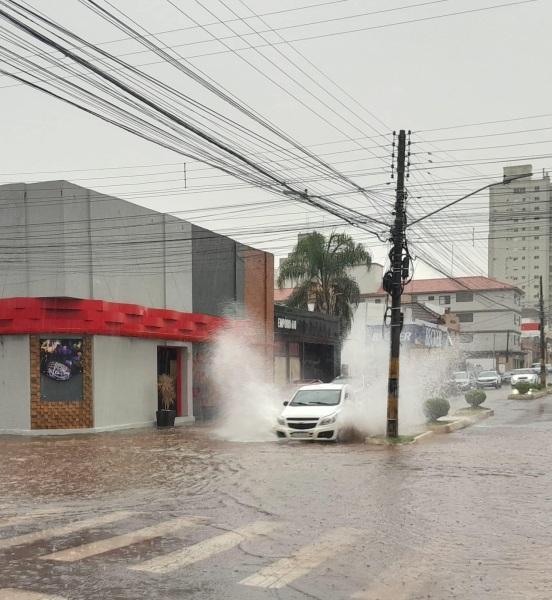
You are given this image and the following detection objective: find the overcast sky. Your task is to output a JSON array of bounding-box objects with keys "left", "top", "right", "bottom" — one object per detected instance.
[{"left": 1, "top": 0, "right": 550, "bottom": 278}]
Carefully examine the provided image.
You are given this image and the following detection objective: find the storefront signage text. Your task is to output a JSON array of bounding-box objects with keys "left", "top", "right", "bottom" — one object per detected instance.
[{"left": 277, "top": 317, "right": 297, "bottom": 330}]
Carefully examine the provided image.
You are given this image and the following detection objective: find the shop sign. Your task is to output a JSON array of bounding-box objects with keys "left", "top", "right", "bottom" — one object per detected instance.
[
  {"left": 277, "top": 317, "right": 297, "bottom": 330},
  {"left": 40, "top": 338, "right": 84, "bottom": 402},
  {"left": 367, "top": 324, "right": 449, "bottom": 348}
]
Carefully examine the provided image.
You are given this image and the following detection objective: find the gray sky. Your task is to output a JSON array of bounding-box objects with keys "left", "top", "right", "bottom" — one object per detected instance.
[{"left": 0, "top": 0, "right": 550, "bottom": 278}]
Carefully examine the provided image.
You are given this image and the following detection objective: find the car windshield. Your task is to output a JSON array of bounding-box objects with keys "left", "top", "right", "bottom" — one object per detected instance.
[
  {"left": 290, "top": 389, "right": 342, "bottom": 406},
  {"left": 514, "top": 369, "right": 534, "bottom": 374},
  {"left": 479, "top": 371, "right": 496, "bottom": 377},
  {"left": 453, "top": 371, "right": 468, "bottom": 379}
]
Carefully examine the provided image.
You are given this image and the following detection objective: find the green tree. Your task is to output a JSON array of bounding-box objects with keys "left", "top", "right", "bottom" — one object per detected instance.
[{"left": 277, "top": 231, "right": 371, "bottom": 335}]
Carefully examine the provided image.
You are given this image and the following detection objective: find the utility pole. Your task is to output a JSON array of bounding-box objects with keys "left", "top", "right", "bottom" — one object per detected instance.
[
  {"left": 539, "top": 275, "right": 547, "bottom": 386},
  {"left": 385, "top": 130, "right": 407, "bottom": 438}
]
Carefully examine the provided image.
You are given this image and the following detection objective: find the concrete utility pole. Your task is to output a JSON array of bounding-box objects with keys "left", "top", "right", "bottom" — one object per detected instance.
[
  {"left": 386, "top": 130, "right": 407, "bottom": 438},
  {"left": 539, "top": 275, "right": 547, "bottom": 386}
]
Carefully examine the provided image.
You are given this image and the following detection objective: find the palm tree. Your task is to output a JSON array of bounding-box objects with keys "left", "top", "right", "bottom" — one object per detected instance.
[{"left": 277, "top": 231, "right": 371, "bottom": 336}]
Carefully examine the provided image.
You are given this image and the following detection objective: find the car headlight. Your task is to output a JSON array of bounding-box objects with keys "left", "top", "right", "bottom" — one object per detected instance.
[
  {"left": 319, "top": 413, "right": 338, "bottom": 426},
  {"left": 277, "top": 417, "right": 286, "bottom": 426}
]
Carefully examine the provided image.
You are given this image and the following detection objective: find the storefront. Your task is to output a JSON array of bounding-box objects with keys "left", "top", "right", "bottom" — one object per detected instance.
[
  {"left": 274, "top": 306, "right": 341, "bottom": 384},
  {"left": 0, "top": 181, "right": 274, "bottom": 433}
]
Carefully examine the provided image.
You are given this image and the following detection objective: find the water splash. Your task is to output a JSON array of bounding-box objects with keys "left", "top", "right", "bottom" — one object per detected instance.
[
  {"left": 341, "top": 316, "right": 460, "bottom": 436},
  {"left": 209, "top": 319, "right": 284, "bottom": 442},
  {"left": 210, "top": 310, "right": 460, "bottom": 441}
]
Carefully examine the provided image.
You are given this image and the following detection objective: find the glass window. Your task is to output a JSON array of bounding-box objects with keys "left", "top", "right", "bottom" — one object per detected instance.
[
  {"left": 428, "top": 295, "right": 435, "bottom": 301},
  {"left": 439, "top": 295, "right": 451, "bottom": 305},
  {"left": 458, "top": 313, "right": 474, "bottom": 323},
  {"left": 291, "top": 389, "right": 341, "bottom": 406},
  {"left": 456, "top": 292, "right": 474, "bottom": 302},
  {"left": 288, "top": 342, "right": 300, "bottom": 357}
]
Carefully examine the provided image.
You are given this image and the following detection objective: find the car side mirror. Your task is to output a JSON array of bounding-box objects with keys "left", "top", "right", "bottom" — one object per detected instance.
[{"left": 283, "top": 401, "right": 289, "bottom": 406}]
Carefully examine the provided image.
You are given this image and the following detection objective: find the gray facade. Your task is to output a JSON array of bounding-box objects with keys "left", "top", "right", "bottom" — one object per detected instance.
[
  {"left": 0, "top": 180, "right": 267, "bottom": 319},
  {"left": 0, "top": 181, "right": 193, "bottom": 312}
]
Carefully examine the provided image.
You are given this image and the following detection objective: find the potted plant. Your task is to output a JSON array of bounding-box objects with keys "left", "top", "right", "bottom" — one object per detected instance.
[{"left": 156, "top": 374, "right": 177, "bottom": 427}]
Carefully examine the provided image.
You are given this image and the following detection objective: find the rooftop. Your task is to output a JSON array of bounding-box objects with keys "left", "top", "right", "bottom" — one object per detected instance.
[{"left": 364, "top": 276, "right": 522, "bottom": 297}]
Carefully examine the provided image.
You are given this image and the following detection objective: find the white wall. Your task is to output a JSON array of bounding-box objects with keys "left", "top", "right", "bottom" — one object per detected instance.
[
  {"left": 0, "top": 335, "right": 30, "bottom": 430},
  {"left": 93, "top": 336, "right": 193, "bottom": 429},
  {"left": 93, "top": 336, "right": 158, "bottom": 429}
]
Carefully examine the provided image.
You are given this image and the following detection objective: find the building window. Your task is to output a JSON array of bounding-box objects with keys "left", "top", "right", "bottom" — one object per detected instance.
[
  {"left": 439, "top": 295, "right": 451, "bottom": 305},
  {"left": 428, "top": 295, "right": 435, "bottom": 301},
  {"left": 534, "top": 206, "right": 540, "bottom": 210},
  {"left": 534, "top": 256, "right": 540, "bottom": 259},
  {"left": 456, "top": 291, "right": 473, "bottom": 302},
  {"left": 535, "top": 186, "right": 540, "bottom": 191},
  {"left": 374, "top": 298, "right": 382, "bottom": 304},
  {"left": 288, "top": 342, "right": 300, "bottom": 357},
  {"left": 513, "top": 187, "right": 526, "bottom": 193},
  {"left": 458, "top": 313, "right": 474, "bottom": 323}
]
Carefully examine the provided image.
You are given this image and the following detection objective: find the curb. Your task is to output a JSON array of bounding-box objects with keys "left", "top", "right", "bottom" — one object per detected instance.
[
  {"left": 508, "top": 391, "right": 547, "bottom": 400},
  {"left": 364, "top": 409, "right": 494, "bottom": 445},
  {"left": 429, "top": 408, "right": 494, "bottom": 434}
]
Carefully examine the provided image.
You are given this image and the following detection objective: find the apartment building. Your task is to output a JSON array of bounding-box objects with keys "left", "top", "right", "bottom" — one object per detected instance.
[
  {"left": 362, "top": 276, "right": 524, "bottom": 370},
  {"left": 488, "top": 164, "right": 551, "bottom": 311}
]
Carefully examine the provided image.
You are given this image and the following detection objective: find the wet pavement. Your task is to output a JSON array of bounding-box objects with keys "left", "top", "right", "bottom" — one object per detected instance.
[{"left": 1, "top": 388, "right": 551, "bottom": 599}]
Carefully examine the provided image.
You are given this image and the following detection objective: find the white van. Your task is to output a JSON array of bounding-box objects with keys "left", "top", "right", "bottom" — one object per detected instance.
[{"left": 275, "top": 383, "right": 353, "bottom": 441}]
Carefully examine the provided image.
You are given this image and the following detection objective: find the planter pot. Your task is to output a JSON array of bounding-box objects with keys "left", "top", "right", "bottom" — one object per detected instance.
[{"left": 156, "top": 409, "right": 176, "bottom": 428}]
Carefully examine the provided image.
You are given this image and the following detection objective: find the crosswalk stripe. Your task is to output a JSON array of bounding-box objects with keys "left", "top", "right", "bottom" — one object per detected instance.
[
  {"left": 240, "top": 527, "right": 363, "bottom": 589},
  {"left": 0, "top": 511, "right": 133, "bottom": 551},
  {"left": 0, "top": 589, "right": 67, "bottom": 600},
  {"left": 129, "top": 520, "right": 279, "bottom": 574},
  {"left": 41, "top": 517, "right": 202, "bottom": 562},
  {"left": 0, "top": 508, "right": 67, "bottom": 529}
]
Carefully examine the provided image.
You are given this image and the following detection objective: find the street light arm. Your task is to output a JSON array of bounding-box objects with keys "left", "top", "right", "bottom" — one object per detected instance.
[{"left": 406, "top": 172, "right": 532, "bottom": 229}]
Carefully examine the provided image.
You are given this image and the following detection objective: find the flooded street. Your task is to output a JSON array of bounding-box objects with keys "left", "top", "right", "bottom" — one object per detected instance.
[{"left": 1, "top": 389, "right": 551, "bottom": 599}]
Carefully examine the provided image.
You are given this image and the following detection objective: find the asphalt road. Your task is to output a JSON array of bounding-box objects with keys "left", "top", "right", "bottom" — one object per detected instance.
[{"left": 0, "top": 388, "right": 551, "bottom": 599}]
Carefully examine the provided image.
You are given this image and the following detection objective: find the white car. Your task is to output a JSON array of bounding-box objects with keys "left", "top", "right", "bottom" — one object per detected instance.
[
  {"left": 510, "top": 368, "right": 540, "bottom": 387},
  {"left": 476, "top": 370, "right": 502, "bottom": 389},
  {"left": 275, "top": 383, "right": 353, "bottom": 441}
]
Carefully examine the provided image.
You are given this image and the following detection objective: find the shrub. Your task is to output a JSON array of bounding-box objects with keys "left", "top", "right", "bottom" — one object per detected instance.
[
  {"left": 423, "top": 397, "right": 450, "bottom": 422},
  {"left": 514, "top": 382, "right": 531, "bottom": 395},
  {"left": 465, "top": 388, "right": 486, "bottom": 408}
]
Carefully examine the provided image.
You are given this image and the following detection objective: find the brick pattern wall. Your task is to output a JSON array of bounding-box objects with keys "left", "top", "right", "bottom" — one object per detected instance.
[
  {"left": 30, "top": 336, "right": 93, "bottom": 429},
  {"left": 242, "top": 249, "right": 274, "bottom": 379}
]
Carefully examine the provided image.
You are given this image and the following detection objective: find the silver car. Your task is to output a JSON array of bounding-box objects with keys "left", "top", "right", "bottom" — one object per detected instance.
[{"left": 476, "top": 370, "right": 502, "bottom": 389}]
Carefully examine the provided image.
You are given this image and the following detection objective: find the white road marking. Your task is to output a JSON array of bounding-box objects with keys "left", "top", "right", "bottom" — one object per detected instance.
[
  {"left": 0, "top": 508, "right": 67, "bottom": 529},
  {"left": 0, "top": 511, "right": 133, "bottom": 550},
  {"left": 0, "top": 589, "right": 66, "bottom": 600},
  {"left": 41, "top": 516, "right": 202, "bottom": 562},
  {"left": 129, "top": 520, "right": 279, "bottom": 574},
  {"left": 240, "top": 527, "right": 363, "bottom": 589}
]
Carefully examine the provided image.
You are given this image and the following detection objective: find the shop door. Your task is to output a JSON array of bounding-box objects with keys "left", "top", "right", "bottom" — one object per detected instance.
[{"left": 157, "top": 347, "right": 182, "bottom": 416}]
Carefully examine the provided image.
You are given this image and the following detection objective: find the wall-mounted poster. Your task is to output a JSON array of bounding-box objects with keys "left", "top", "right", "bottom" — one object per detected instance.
[{"left": 40, "top": 339, "right": 84, "bottom": 402}]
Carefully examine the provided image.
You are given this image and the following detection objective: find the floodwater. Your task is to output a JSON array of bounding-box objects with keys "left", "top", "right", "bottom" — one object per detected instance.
[{"left": 1, "top": 388, "right": 552, "bottom": 599}]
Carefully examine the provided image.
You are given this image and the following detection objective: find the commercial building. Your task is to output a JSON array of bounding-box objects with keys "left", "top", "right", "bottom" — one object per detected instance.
[
  {"left": 273, "top": 305, "right": 341, "bottom": 385},
  {"left": 0, "top": 181, "right": 274, "bottom": 433},
  {"left": 488, "top": 164, "right": 551, "bottom": 311},
  {"left": 362, "top": 276, "right": 524, "bottom": 370}
]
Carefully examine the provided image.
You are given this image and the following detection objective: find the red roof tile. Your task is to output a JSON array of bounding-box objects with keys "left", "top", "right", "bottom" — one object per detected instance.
[
  {"left": 274, "top": 288, "right": 293, "bottom": 302},
  {"left": 363, "top": 276, "right": 521, "bottom": 297}
]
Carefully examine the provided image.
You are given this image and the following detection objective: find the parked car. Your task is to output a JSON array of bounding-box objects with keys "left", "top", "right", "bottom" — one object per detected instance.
[
  {"left": 275, "top": 383, "right": 355, "bottom": 441},
  {"left": 501, "top": 371, "right": 513, "bottom": 384},
  {"left": 450, "top": 371, "right": 475, "bottom": 391},
  {"left": 476, "top": 370, "right": 502, "bottom": 389},
  {"left": 510, "top": 368, "right": 540, "bottom": 387}
]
